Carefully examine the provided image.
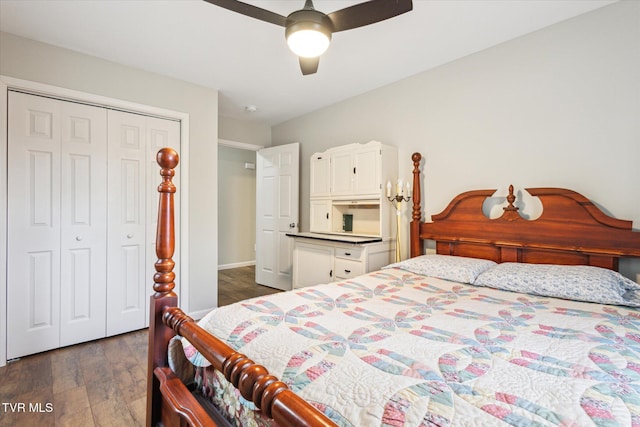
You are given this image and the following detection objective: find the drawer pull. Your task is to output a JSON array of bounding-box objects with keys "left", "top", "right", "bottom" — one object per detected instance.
[
  {"left": 344, "top": 252, "right": 351, "bottom": 256},
  {"left": 344, "top": 269, "right": 351, "bottom": 274}
]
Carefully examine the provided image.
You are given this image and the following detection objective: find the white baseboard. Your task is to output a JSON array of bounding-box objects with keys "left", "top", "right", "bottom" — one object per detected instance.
[{"left": 218, "top": 260, "right": 256, "bottom": 270}]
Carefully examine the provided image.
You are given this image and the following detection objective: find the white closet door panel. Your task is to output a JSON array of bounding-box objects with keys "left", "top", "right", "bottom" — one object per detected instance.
[
  {"left": 7, "top": 92, "right": 62, "bottom": 358},
  {"left": 60, "top": 102, "right": 107, "bottom": 346},
  {"left": 107, "top": 110, "right": 146, "bottom": 335},
  {"left": 145, "top": 117, "right": 180, "bottom": 325}
]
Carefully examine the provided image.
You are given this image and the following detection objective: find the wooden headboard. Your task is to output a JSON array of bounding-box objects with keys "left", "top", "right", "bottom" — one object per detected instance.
[{"left": 409, "top": 152, "right": 640, "bottom": 270}]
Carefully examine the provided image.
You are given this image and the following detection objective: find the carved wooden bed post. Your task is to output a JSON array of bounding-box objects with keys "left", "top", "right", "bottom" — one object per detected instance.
[
  {"left": 147, "top": 148, "right": 179, "bottom": 426},
  {"left": 145, "top": 148, "right": 337, "bottom": 426},
  {"left": 410, "top": 152, "right": 422, "bottom": 258}
]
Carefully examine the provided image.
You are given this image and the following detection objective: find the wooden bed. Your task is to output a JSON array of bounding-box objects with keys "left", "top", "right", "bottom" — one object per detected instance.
[{"left": 147, "top": 148, "right": 640, "bottom": 426}]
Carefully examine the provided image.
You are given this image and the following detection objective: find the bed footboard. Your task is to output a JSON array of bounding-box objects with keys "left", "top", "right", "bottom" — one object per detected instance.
[
  {"left": 163, "top": 307, "right": 336, "bottom": 427},
  {"left": 147, "top": 148, "right": 336, "bottom": 427}
]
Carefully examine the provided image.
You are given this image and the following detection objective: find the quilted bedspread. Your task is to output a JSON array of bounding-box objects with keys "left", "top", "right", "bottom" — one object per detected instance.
[{"left": 177, "top": 267, "right": 640, "bottom": 426}]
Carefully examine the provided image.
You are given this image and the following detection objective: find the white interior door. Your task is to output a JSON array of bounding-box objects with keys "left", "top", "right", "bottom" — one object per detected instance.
[{"left": 255, "top": 143, "right": 299, "bottom": 291}]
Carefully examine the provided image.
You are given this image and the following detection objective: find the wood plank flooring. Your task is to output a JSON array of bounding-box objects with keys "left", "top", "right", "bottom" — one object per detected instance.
[
  {"left": 218, "top": 265, "right": 282, "bottom": 306},
  {"left": 0, "top": 265, "right": 280, "bottom": 426}
]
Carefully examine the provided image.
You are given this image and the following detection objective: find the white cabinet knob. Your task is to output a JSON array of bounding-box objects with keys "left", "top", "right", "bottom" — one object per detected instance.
[
  {"left": 75, "top": 236, "right": 83, "bottom": 241},
  {"left": 127, "top": 233, "right": 134, "bottom": 239}
]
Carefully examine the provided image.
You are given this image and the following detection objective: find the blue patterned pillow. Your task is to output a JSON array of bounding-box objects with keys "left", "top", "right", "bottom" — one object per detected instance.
[
  {"left": 384, "top": 254, "right": 497, "bottom": 284},
  {"left": 473, "top": 263, "right": 640, "bottom": 307}
]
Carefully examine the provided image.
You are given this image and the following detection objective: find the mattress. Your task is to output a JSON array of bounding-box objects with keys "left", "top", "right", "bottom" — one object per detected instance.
[{"left": 171, "top": 258, "right": 640, "bottom": 426}]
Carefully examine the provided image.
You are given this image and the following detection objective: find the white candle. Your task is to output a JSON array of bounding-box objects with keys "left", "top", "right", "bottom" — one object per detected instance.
[
  {"left": 386, "top": 181, "right": 391, "bottom": 198},
  {"left": 397, "top": 179, "right": 402, "bottom": 196},
  {"left": 405, "top": 180, "right": 411, "bottom": 194}
]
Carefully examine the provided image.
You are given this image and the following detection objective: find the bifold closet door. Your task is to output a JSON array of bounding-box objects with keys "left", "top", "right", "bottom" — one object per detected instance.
[
  {"left": 7, "top": 92, "right": 107, "bottom": 359},
  {"left": 106, "top": 110, "right": 147, "bottom": 336},
  {"left": 106, "top": 111, "right": 180, "bottom": 335}
]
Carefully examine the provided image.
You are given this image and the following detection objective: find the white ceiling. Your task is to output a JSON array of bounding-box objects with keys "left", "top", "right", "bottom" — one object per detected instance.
[{"left": 0, "top": 0, "right": 616, "bottom": 126}]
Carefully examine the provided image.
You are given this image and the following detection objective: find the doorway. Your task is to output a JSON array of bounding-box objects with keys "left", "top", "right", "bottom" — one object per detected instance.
[{"left": 217, "top": 143, "right": 258, "bottom": 270}]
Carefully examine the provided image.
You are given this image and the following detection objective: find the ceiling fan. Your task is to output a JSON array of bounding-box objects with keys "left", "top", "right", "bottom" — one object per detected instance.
[{"left": 203, "top": 0, "right": 413, "bottom": 75}]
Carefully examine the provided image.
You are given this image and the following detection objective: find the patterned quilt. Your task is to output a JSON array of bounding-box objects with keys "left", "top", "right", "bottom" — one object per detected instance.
[{"left": 174, "top": 267, "right": 640, "bottom": 426}]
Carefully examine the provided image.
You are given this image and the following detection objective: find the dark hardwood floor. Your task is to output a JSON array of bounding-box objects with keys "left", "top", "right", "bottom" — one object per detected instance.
[
  {"left": 218, "top": 265, "right": 282, "bottom": 306},
  {"left": 0, "top": 265, "right": 279, "bottom": 426}
]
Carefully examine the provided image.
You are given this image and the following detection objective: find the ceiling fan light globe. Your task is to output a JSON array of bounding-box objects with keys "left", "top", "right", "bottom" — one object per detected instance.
[{"left": 287, "top": 29, "right": 330, "bottom": 57}]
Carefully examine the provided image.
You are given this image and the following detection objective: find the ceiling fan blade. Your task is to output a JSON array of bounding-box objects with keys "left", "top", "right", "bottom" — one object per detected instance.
[
  {"left": 328, "top": 0, "right": 413, "bottom": 32},
  {"left": 299, "top": 57, "right": 319, "bottom": 75},
  {"left": 202, "top": 0, "right": 287, "bottom": 27}
]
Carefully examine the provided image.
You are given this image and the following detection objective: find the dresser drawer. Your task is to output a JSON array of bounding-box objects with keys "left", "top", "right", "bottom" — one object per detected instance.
[
  {"left": 334, "top": 258, "right": 364, "bottom": 279},
  {"left": 334, "top": 247, "right": 363, "bottom": 261}
]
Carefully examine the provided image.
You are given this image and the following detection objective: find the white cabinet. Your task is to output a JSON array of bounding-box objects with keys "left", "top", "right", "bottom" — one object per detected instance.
[
  {"left": 6, "top": 91, "right": 180, "bottom": 359},
  {"left": 292, "top": 237, "right": 393, "bottom": 289},
  {"left": 309, "top": 141, "right": 397, "bottom": 239},
  {"left": 294, "top": 141, "right": 397, "bottom": 289}
]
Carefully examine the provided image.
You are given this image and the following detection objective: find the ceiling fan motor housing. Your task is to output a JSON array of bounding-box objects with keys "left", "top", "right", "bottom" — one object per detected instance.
[{"left": 285, "top": 9, "right": 334, "bottom": 46}]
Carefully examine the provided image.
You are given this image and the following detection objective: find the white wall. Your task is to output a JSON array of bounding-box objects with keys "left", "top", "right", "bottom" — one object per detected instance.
[
  {"left": 272, "top": 1, "right": 640, "bottom": 279},
  {"left": 219, "top": 115, "right": 271, "bottom": 147},
  {"left": 218, "top": 145, "right": 257, "bottom": 268},
  {"left": 0, "top": 32, "right": 220, "bottom": 315}
]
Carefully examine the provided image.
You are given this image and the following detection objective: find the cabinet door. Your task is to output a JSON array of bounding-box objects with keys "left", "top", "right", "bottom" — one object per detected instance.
[
  {"left": 330, "top": 150, "right": 353, "bottom": 196},
  {"left": 310, "top": 154, "right": 331, "bottom": 197},
  {"left": 293, "top": 243, "right": 333, "bottom": 288},
  {"left": 353, "top": 147, "right": 380, "bottom": 196},
  {"left": 310, "top": 200, "right": 332, "bottom": 233}
]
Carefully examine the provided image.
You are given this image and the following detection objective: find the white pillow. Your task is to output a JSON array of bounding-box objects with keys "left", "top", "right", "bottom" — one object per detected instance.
[
  {"left": 384, "top": 254, "right": 497, "bottom": 284},
  {"left": 473, "top": 262, "right": 640, "bottom": 307}
]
